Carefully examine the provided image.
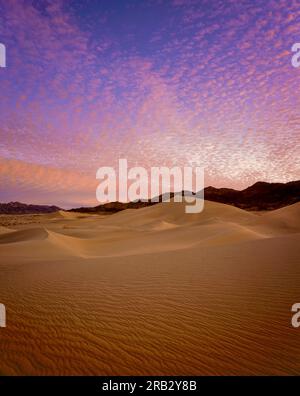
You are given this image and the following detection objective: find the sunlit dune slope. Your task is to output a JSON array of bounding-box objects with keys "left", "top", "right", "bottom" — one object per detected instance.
[
  {"left": 0, "top": 200, "right": 299, "bottom": 375},
  {"left": 1, "top": 200, "right": 299, "bottom": 257}
]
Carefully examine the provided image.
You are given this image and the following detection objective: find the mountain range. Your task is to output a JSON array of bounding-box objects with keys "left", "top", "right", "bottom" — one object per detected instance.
[
  {"left": 0, "top": 201, "right": 61, "bottom": 215},
  {"left": 70, "top": 180, "right": 300, "bottom": 214},
  {"left": 0, "top": 180, "right": 299, "bottom": 214}
]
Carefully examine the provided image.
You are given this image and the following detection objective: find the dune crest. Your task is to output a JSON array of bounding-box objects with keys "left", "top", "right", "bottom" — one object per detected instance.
[{"left": 0, "top": 201, "right": 299, "bottom": 256}]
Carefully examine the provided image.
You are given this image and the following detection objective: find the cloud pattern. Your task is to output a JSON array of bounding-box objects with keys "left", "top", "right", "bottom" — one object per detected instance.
[{"left": 0, "top": 0, "right": 299, "bottom": 207}]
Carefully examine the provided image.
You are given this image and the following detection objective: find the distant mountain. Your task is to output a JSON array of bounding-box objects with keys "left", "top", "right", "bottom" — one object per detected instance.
[
  {"left": 69, "top": 200, "right": 155, "bottom": 214},
  {"left": 204, "top": 180, "right": 300, "bottom": 210},
  {"left": 1, "top": 181, "right": 298, "bottom": 215},
  {"left": 0, "top": 201, "right": 61, "bottom": 215},
  {"left": 69, "top": 180, "right": 300, "bottom": 213}
]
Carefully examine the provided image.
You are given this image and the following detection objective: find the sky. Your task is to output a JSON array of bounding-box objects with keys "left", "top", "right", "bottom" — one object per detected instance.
[{"left": 0, "top": 0, "right": 299, "bottom": 208}]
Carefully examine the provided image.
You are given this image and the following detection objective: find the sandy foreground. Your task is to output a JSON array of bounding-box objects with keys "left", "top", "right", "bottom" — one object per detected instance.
[{"left": 0, "top": 200, "right": 299, "bottom": 375}]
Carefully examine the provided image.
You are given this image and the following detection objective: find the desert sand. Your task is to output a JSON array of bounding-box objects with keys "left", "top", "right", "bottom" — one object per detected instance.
[{"left": 0, "top": 200, "right": 299, "bottom": 375}]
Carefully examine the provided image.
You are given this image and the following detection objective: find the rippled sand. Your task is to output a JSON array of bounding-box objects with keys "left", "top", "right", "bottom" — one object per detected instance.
[{"left": 0, "top": 201, "right": 299, "bottom": 375}]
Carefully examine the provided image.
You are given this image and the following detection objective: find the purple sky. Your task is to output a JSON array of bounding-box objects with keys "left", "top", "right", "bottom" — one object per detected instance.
[{"left": 0, "top": 0, "right": 299, "bottom": 208}]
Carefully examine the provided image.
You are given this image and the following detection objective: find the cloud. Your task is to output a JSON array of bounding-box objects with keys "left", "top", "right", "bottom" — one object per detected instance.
[{"left": 0, "top": 0, "right": 299, "bottom": 205}]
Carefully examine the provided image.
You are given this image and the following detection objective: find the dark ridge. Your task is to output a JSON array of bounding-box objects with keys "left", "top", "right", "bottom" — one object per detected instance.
[
  {"left": 204, "top": 180, "right": 300, "bottom": 211},
  {"left": 69, "top": 180, "right": 300, "bottom": 214},
  {"left": 0, "top": 201, "right": 61, "bottom": 215},
  {"left": 1, "top": 181, "right": 298, "bottom": 215},
  {"left": 68, "top": 200, "right": 156, "bottom": 214}
]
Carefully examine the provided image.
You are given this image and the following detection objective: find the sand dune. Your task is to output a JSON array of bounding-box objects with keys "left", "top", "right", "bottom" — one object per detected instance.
[
  {"left": 101, "top": 199, "right": 257, "bottom": 227},
  {"left": 256, "top": 202, "right": 300, "bottom": 232},
  {"left": 0, "top": 200, "right": 299, "bottom": 375},
  {"left": 0, "top": 226, "right": 14, "bottom": 234},
  {"left": 0, "top": 227, "right": 49, "bottom": 244}
]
